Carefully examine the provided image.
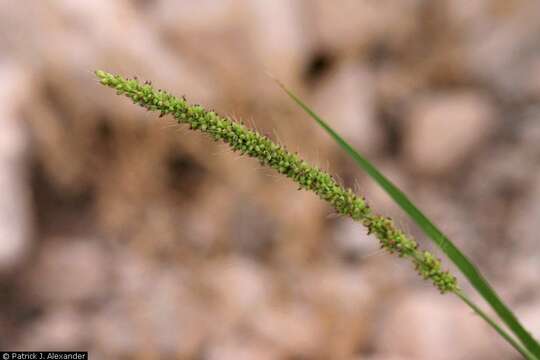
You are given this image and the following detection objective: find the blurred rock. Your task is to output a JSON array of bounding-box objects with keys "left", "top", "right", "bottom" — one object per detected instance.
[
  {"left": 204, "top": 256, "right": 270, "bottom": 326},
  {"left": 108, "top": 251, "right": 210, "bottom": 357},
  {"left": 252, "top": 302, "right": 323, "bottom": 358},
  {"left": 301, "top": 265, "right": 376, "bottom": 356},
  {"left": 149, "top": 0, "right": 240, "bottom": 36},
  {"left": 363, "top": 356, "right": 410, "bottom": 360},
  {"left": 375, "top": 290, "right": 512, "bottom": 359},
  {"left": 21, "top": 307, "right": 87, "bottom": 350},
  {"left": 506, "top": 256, "right": 540, "bottom": 300},
  {"left": 230, "top": 200, "right": 277, "bottom": 258},
  {"left": 509, "top": 170, "right": 540, "bottom": 253},
  {"left": 454, "top": 1, "right": 540, "bottom": 98},
  {"left": 27, "top": 238, "right": 108, "bottom": 304},
  {"left": 313, "top": 61, "right": 381, "bottom": 153},
  {"left": 91, "top": 301, "right": 142, "bottom": 357},
  {"left": 526, "top": 57, "right": 540, "bottom": 99},
  {"left": 519, "top": 108, "right": 540, "bottom": 157},
  {"left": 205, "top": 336, "right": 281, "bottom": 360},
  {"left": 310, "top": 0, "right": 419, "bottom": 57},
  {"left": 0, "top": 63, "right": 33, "bottom": 271},
  {"left": 247, "top": 0, "right": 308, "bottom": 93},
  {"left": 404, "top": 92, "right": 495, "bottom": 175}
]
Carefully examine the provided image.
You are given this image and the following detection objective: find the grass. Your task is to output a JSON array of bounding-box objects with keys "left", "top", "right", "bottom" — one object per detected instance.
[{"left": 96, "top": 70, "right": 540, "bottom": 359}]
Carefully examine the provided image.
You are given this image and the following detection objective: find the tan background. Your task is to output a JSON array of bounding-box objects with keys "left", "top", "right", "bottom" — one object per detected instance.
[{"left": 1, "top": 1, "right": 540, "bottom": 359}]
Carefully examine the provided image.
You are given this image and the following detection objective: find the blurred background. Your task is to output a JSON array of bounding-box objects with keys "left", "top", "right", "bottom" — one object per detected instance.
[{"left": 1, "top": 0, "right": 540, "bottom": 359}]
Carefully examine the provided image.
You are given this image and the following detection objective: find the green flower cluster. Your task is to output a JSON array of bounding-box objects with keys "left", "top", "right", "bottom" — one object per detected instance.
[{"left": 95, "top": 70, "right": 458, "bottom": 293}]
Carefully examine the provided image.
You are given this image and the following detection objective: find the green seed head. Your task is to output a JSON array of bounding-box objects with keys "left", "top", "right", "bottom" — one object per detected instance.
[{"left": 95, "top": 70, "right": 459, "bottom": 294}]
